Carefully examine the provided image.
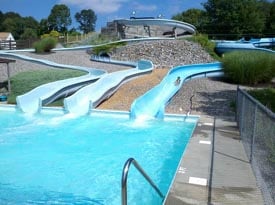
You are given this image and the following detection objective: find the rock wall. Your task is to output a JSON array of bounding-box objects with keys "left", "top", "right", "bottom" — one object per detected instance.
[{"left": 111, "top": 39, "right": 215, "bottom": 68}]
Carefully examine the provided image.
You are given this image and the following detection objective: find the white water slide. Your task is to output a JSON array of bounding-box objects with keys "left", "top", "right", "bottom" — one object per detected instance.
[
  {"left": 116, "top": 18, "right": 196, "bottom": 35},
  {"left": 16, "top": 74, "right": 103, "bottom": 114},
  {"left": 0, "top": 52, "right": 106, "bottom": 114},
  {"left": 64, "top": 60, "right": 153, "bottom": 115}
]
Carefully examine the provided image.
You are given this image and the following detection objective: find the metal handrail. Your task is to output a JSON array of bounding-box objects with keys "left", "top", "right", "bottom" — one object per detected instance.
[{"left": 121, "top": 158, "right": 164, "bottom": 205}]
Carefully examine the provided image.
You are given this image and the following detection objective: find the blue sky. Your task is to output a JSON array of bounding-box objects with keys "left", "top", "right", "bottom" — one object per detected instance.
[{"left": 0, "top": 0, "right": 205, "bottom": 31}]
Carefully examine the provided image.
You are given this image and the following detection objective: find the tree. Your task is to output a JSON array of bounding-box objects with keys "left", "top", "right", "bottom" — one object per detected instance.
[
  {"left": 3, "top": 11, "right": 21, "bottom": 19},
  {"left": 2, "top": 17, "right": 24, "bottom": 39},
  {"left": 172, "top": 9, "right": 209, "bottom": 33},
  {"left": 23, "top": 16, "right": 39, "bottom": 31},
  {"left": 48, "top": 4, "right": 72, "bottom": 33},
  {"left": 1, "top": 12, "right": 40, "bottom": 39},
  {"left": 1, "top": 12, "right": 24, "bottom": 39},
  {"left": 0, "top": 11, "right": 4, "bottom": 31},
  {"left": 20, "top": 28, "right": 38, "bottom": 39},
  {"left": 75, "top": 9, "right": 97, "bottom": 33},
  {"left": 203, "top": 0, "right": 266, "bottom": 38},
  {"left": 270, "top": 2, "right": 275, "bottom": 32},
  {"left": 20, "top": 16, "right": 39, "bottom": 39},
  {"left": 38, "top": 18, "right": 50, "bottom": 36},
  {"left": 260, "top": 0, "right": 275, "bottom": 35}
]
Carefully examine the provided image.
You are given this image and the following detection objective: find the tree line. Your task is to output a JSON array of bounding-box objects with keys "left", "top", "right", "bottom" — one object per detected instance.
[
  {"left": 0, "top": 4, "right": 97, "bottom": 40},
  {"left": 1, "top": 0, "right": 274, "bottom": 41},
  {"left": 172, "top": 0, "right": 275, "bottom": 39}
]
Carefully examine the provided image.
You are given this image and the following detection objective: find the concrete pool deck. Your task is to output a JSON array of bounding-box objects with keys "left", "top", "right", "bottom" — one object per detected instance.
[{"left": 165, "top": 115, "right": 265, "bottom": 205}]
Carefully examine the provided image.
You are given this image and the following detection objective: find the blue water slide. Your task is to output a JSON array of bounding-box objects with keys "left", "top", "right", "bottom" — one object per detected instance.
[
  {"left": 130, "top": 62, "right": 223, "bottom": 119},
  {"left": 0, "top": 52, "right": 106, "bottom": 114},
  {"left": 215, "top": 38, "right": 275, "bottom": 55},
  {"left": 16, "top": 74, "right": 103, "bottom": 114},
  {"left": 64, "top": 60, "right": 154, "bottom": 115}
]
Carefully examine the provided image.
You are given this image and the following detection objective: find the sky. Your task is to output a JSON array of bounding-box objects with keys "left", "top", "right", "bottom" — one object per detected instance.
[{"left": 0, "top": 0, "right": 205, "bottom": 31}]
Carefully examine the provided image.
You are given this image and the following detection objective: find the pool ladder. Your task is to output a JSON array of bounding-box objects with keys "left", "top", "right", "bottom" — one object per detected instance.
[{"left": 121, "top": 158, "right": 165, "bottom": 205}]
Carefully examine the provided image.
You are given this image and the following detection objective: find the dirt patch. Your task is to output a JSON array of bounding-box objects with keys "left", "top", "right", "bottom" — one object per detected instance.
[{"left": 98, "top": 68, "right": 169, "bottom": 110}]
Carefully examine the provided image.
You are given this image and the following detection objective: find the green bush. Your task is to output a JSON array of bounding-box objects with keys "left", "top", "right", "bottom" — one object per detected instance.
[
  {"left": 34, "top": 37, "right": 57, "bottom": 53},
  {"left": 92, "top": 41, "right": 127, "bottom": 55},
  {"left": 41, "top": 30, "right": 60, "bottom": 39},
  {"left": 186, "top": 34, "right": 220, "bottom": 60},
  {"left": 222, "top": 51, "right": 275, "bottom": 85},
  {"left": 248, "top": 88, "right": 275, "bottom": 112}
]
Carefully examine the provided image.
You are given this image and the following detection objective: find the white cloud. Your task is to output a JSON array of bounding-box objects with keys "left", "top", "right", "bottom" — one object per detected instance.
[
  {"left": 59, "top": 0, "right": 129, "bottom": 13},
  {"left": 132, "top": 2, "right": 157, "bottom": 12}
]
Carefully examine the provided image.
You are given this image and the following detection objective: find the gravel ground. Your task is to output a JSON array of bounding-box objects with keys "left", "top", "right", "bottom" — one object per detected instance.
[
  {"left": 0, "top": 39, "right": 238, "bottom": 117},
  {"left": 166, "top": 77, "right": 237, "bottom": 116},
  {"left": 98, "top": 70, "right": 237, "bottom": 117}
]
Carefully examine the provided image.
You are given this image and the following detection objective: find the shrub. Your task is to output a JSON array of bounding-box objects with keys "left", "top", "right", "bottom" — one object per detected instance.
[
  {"left": 48, "top": 30, "right": 60, "bottom": 38},
  {"left": 40, "top": 33, "right": 50, "bottom": 39},
  {"left": 34, "top": 37, "right": 57, "bottom": 53},
  {"left": 186, "top": 33, "right": 220, "bottom": 60},
  {"left": 92, "top": 41, "right": 127, "bottom": 55},
  {"left": 41, "top": 30, "right": 60, "bottom": 39},
  {"left": 248, "top": 88, "right": 275, "bottom": 112},
  {"left": 222, "top": 51, "right": 275, "bottom": 85}
]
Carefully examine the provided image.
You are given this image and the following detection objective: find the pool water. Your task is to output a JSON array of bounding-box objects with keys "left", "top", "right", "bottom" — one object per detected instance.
[{"left": 0, "top": 110, "right": 197, "bottom": 205}]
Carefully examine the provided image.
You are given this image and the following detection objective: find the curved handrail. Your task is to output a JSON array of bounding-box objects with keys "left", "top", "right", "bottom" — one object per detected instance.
[{"left": 121, "top": 158, "right": 164, "bottom": 205}]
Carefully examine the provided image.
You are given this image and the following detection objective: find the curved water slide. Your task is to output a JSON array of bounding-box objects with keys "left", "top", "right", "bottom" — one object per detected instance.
[
  {"left": 16, "top": 74, "right": 103, "bottom": 114},
  {"left": 215, "top": 37, "right": 275, "bottom": 55},
  {"left": 130, "top": 62, "right": 223, "bottom": 119},
  {"left": 64, "top": 60, "right": 153, "bottom": 115},
  {"left": 116, "top": 18, "right": 196, "bottom": 36},
  {"left": 0, "top": 52, "right": 106, "bottom": 113}
]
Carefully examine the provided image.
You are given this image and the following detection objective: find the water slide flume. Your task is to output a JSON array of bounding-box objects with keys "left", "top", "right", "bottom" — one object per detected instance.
[
  {"left": 16, "top": 74, "right": 102, "bottom": 113},
  {"left": 0, "top": 41, "right": 154, "bottom": 115},
  {"left": 215, "top": 37, "right": 275, "bottom": 55},
  {"left": 130, "top": 62, "right": 223, "bottom": 119},
  {"left": 0, "top": 52, "right": 106, "bottom": 114},
  {"left": 64, "top": 60, "right": 153, "bottom": 115},
  {"left": 116, "top": 18, "right": 196, "bottom": 35}
]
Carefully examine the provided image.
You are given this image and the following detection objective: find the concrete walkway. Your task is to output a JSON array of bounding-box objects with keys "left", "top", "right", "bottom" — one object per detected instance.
[{"left": 165, "top": 115, "right": 264, "bottom": 205}]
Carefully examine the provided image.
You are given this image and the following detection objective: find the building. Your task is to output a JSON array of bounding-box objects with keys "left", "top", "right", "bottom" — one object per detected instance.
[
  {"left": 0, "top": 32, "right": 16, "bottom": 50},
  {"left": 101, "top": 18, "right": 196, "bottom": 39}
]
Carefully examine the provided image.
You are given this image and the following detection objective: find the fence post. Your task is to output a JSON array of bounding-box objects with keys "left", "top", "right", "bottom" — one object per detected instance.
[
  {"left": 250, "top": 104, "right": 258, "bottom": 163},
  {"left": 6, "top": 62, "right": 11, "bottom": 93},
  {"left": 9, "top": 39, "right": 12, "bottom": 50},
  {"left": 236, "top": 86, "right": 239, "bottom": 123},
  {"left": 240, "top": 92, "right": 245, "bottom": 138}
]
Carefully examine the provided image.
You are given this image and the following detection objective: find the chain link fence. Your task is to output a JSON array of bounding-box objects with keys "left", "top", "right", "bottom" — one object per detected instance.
[{"left": 236, "top": 87, "right": 275, "bottom": 205}]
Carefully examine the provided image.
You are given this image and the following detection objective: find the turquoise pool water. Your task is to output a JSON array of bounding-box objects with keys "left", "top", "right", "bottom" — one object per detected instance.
[{"left": 0, "top": 109, "right": 197, "bottom": 205}]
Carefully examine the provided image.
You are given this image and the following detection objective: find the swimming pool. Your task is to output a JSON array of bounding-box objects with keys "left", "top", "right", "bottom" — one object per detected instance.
[{"left": 0, "top": 108, "right": 197, "bottom": 205}]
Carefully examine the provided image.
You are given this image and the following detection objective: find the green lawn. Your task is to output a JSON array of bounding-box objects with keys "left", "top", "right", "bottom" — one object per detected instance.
[{"left": 8, "top": 69, "right": 86, "bottom": 104}]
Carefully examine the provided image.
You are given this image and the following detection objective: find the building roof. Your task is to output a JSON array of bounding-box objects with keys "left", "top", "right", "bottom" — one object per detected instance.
[{"left": 0, "top": 32, "right": 13, "bottom": 40}]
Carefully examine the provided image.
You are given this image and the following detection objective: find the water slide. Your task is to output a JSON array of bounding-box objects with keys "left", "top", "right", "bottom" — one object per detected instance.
[
  {"left": 116, "top": 18, "right": 196, "bottom": 35},
  {"left": 215, "top": 37, "right": 275, "bottom": 55},
  {"left": 64, "top": 60, "right": 153, "bottom": 115},
  {"left": 16, "top": 74, "right": 102, "bottom": 113},
  {"left": 130, "top": 62, "right": 223, "bottom": 119},
  {"left": 0, "top": 52, "right": 106, "bottom": 113}
]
